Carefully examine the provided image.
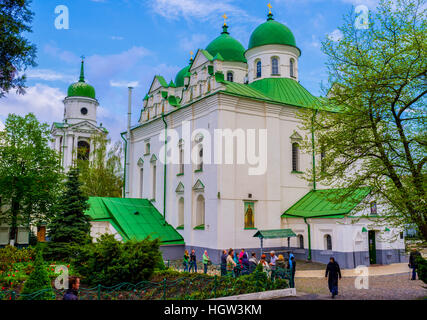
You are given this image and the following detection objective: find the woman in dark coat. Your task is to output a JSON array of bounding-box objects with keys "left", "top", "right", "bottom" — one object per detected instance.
[{"left": 325, "top": 257, "right": 342, "bottom": 298}]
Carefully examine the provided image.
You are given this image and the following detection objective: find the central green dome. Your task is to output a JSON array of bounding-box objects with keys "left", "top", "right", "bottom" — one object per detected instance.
[
  {"left": 206, "top": 25, "right": 247, "bottom": 63},
  {"left": 248, "top": 13, "right": 298, "bottom": 51},
  {"left": 67, "top": 60, "right": 96, "bottom": 99}
]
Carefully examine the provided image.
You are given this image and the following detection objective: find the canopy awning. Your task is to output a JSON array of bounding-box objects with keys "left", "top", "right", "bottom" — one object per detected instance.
[{"left": 253, "top": 229, "right": 297, "bottom": 239}]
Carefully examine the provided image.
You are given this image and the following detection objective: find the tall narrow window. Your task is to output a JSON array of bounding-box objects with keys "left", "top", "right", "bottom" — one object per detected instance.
[
  {"left": 77, "top": 141, "right": 90, "bottom": 161},
  {"left": 198, "top": 146, "right": 203, "bottom": 171},
  {"left": 256, "top": 60, "right": 262, "bottom": 78},
  {"left": 298, "top": 235, "right": 304, "bottom": 249},
  {"left": 152, "top": 164, "right": 157, "bottom": 200},
  {"left": 290, "top": 59, "right": 295, "bottom": 78},
  {"left": 178, "top": 197, "right": 184, "bottom": 228},
  {"left": 140, "top": 168, "right": 144, "bottom": 198},
  {"left": 320, "top": 145, "right": 326, "bottom": 174},
  {"left": 227, "top": 71, "right": 233, "bottom": 82},
  {"left": 325, "top": 234, "right": 332, "bottom": 250},
  {"left": 195, "top": 194, "right": 205, "bottom": 229},
  {"left": 179, "top": 139, "right": 184, "bottom": 174},
  {"left": 370, "top": 202, "right": 377, "bottom": 215},
  {"left": 271, "top": 57, "right": 279, "bottom": 75},
  {"left": 292, "top": 143, "right": 300, "bottom": 172}
]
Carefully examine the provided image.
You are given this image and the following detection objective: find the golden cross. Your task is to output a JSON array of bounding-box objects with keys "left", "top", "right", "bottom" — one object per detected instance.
[
  {"left": 267, "top": 3, "right": 272, "bottom": 14},
  {"left": 190, "top": 51, "right": 194, "bottom": 59},
  {"left": 222, "top": 14, "right": 228, "bottom": 26}
]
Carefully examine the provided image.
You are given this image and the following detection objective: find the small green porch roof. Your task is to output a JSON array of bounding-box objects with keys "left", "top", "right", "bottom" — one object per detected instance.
[
  {"left": 253, "top": 229, "right": 297, "bottom": 239},
  {"left": 282, "top": 188, "right": 371, "bottom": 219},
  {"left": 85, "top": 197, "right": 184, "bottom": 245}
]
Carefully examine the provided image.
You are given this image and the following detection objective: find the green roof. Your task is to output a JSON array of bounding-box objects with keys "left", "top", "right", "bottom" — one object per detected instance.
[
  {"left": 253, "top": 229, "right": 297, "bottom": 239},
  {"left": 53, "top": 122, "right": 67, "bottom": 129},
  {"left": 248, "top": 13, "right": 298, "bottom": 52},
  {"left": 217, "top": 78, "right": 322, "bottom": 109},
  {"left": 155, "top": 75, "right": 168, "bottom": 88},
  {"left": 86, "top": 197, "right": 184, "bottom": 245},
  {"left": 67, "top": 60, "right": 96, "bottom": 99},
  {"left": 205, "top": 25, "right": 247, "bottom": 63},
  {"left": 249, "top": 78, "right": 321, "bottom": 108},
  {"left": 282, "top": 188, "right": 371, "bottom": 219}
]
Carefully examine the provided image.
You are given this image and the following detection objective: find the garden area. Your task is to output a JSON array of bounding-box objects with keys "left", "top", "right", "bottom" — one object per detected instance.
[{"left": 0, "top": 237, "right": 290, "bottom": 300}]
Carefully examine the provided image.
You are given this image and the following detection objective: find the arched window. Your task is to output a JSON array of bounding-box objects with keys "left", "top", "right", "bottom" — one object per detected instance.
[
  {"left": 298, "top": 235, "right": 304, "bottom": 249},
  {"left": 178, "top": 139, "right": 184, "bottom": 174},
  {"left": 198, "top": 146, "right": 203, "bottom": 171},
  {"left": 77, "top": 141, "right": 90, "bottom": 160},
  {"left": 227, "top": 71, "right": 234, "bottom": 82},
  {"left": 195, "top": 134, "right": 203, "bottom": 172},
  {"left": 290, "top": 58, "right": 295, "bottom": 78},
  {"left": 292, "top": 143, "right": 300, "bottom": 172},
  {"left": 178, "top": 197, "right": 184, "bottom": 228},
  {"left": 145, "top": 143, "right": 150, "bottom": 155},
  {"left": 325, "top": 234, "right": 332, "bottom": 250},
  {"left": 256, "top": 60, "right": 262, "bottom": 78},
  {"left": 195, "top": 194, "right": 205, "bottom": 229},
  {"left": 271, "top": 57, "right": 279, "bottom": 75},
  {"left": 320, "top": 145, "right": 326, "bottom": 174}
]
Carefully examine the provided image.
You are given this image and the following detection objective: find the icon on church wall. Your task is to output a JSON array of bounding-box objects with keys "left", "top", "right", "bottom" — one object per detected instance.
[{"left": 244, "top": 201, "right": 255, "bottom": 229}]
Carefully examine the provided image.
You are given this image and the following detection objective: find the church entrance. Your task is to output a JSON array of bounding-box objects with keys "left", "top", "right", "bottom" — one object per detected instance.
[
  {"left": 368, "top": 230, "right": 377, "bottom": 264},
  {"left": 77, "top": 141, "right": 90, "bottom": 160}
]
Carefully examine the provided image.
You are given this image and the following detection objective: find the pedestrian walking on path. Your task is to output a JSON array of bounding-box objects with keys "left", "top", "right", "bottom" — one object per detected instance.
[
  {"left": 325, "top": 257, "right": 342, "bottom": 298},
  {"left": 183, "top": 250, "right": 190, "bottom": 272},
  {"left": 63, "top": 276, "right": 80, "bottom": 300},
  {"left": 220, "top": 250, "right": 228, "bottom": 276},
  {"left": 409, "top": 248, "right": 421, "bottom": 280},
  {"left": 203, "top": 250, "right": 210, "bottom": 274},
  {"left": 189, "top": 249, "right": 197, "bottom": 273},
  {"left": 227, "top": 249, "right": 237, "bottom": 276}
]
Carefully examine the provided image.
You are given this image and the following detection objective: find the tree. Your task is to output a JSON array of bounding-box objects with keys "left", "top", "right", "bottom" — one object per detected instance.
[
  {"left": 46, "top": 166, "right": 92, "bottom": 260},
  {"left": 20, "top": 247, "right": 54, "bottom": 300},
  {"left": 77, "top": 133, "right": 123, "bottom": 198},
  {"left": 0, "top": 0, "right": 37, "bottom": 97},
  {"left": 0, "top": 113, "right": 62, "bottom": 244},
  {"left": 298, "top": 0, "right": 426, "bottom": 240}
]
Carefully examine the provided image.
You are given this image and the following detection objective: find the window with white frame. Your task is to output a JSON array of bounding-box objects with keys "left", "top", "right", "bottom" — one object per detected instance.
[
  {"left": 271, "top": 57, "right": 279, "bottom": 75},
  {"left": 292, "top": 143, "right": 300, "bottom": 172},
  {"left": 325, "top": 234, "right": 332, "bottom": 250},
  {"left": 256, "top": 60, "right": 262, "bottom": 78},
  {"left": 290, "top": 58, "right": 295, "bottom": 78},
  {"left": 227, "top": 71, "right": 234, "bottom": 82}
]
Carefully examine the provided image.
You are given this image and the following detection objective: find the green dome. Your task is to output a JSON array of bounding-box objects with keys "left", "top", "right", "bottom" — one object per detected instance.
[
  {"left": 175, "top": 65, "right": 191, "bottom": 87},
  {"left": 67, "top": 82, "right": 96, "bottom": 99},
  {"left": 67, "top": 60, "right": 96, "bottom": 99},
  {"left": 248, "top": 14, "right": 297, "bottom": 51},
  {"left": 205, "top": 25, "right": 247, "bottom": 63}
]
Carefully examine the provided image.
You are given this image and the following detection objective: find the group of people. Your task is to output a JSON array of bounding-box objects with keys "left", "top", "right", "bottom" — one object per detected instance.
[{"left": 183, "top": 249, "right": 212, "bottom": 274}]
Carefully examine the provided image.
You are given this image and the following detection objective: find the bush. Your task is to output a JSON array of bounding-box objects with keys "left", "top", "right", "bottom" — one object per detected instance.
[
  {"left": 416, "top": 256, "right": 427, "bottom": 284},
  {"left": 74, "top": 234, "right": 164, "bottom": 286},
  {"left": 20, "top": 248, "right": 54, "bottom": 300},
  {"left": 0, "top": 246, "right": 35, "bottom": 272}
]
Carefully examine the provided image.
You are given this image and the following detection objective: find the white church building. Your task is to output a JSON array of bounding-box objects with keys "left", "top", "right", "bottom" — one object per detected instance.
[{"left": 121, "top": 10, "right": 406, "bottom": 268}]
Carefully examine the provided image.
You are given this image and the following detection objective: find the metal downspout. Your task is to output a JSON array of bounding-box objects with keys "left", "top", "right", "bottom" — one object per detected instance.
[
  {"left": 120, "top": 132, "right": 127, "bottom": 198},
  {"left": 161, "top": 113, "right": 167, "bottom": 224},
  {"left": 304, "top": 218, "right": 312, "bottom": 261}
]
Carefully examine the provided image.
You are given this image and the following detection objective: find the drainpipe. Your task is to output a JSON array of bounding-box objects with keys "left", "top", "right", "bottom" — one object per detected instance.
[
  {"left": 305, "top": 109, "right": 318, "bottom": 262},
  {"left": 304, "top": 218, "right": 312, "bottom": 261},
  {"left": 120, "top": 132, "right": 127, "bottom": 198},
  {"left": 161, "top": 113, "right": 167, "bottom": 224},
  {"left": 123, "top": 87, "right": 133, "bottom": 198}
]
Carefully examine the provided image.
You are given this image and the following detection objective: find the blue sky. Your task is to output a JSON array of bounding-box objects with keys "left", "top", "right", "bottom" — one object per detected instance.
[{"left": 0, "top": 0, "right": 379, "bottom": 140}]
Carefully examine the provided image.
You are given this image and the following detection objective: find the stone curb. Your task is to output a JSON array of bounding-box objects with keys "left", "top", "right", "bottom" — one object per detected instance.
[{"left": 210, "top": 288, "right": 297, "bottom": 300}]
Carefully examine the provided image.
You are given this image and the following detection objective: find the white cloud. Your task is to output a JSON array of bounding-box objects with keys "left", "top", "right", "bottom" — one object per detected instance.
[
  {"left": 24, "top": 69, "right": 75, "bottom": 83},
  {"left": 110, "top": 80, "right": 139, "bottom": 88},
  {"left": 149, "top": 0, "right": 257, "bottom": 23},
  {"left": 179, "top": 33, "right": 208, "bottom": 52},
  {"left": 44, "top": 44, "right": 79, "bottom": 64},
  {"left": 328, "top": 29, "right": 344, "bottom": 42},
  {"left": 0, "top": 84, "right": 65, "bottom": 125},
  {"left": 340, "top": 0, "right": 379, "bottom": 9}
]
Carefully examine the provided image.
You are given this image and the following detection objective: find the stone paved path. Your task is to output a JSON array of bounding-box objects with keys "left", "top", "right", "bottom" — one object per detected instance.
[{"left": 282, "top": 274, "right": 426, "bottom": 300}]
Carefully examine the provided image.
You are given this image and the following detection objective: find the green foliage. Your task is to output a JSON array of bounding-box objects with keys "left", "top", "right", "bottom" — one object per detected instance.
[
  {"left": 0, "top": 245, "right": 34, "bottom": 273},
  {"left": 297, "top": 0, "right": 427, "bottom": 240},
  {"left": 74, "top": 234, "right": 164, "bottom": 286},
  {"left": 77, "top": 133, "right": 124, "bottom": 198},
  {"left": 0, "top": 113, "right": 63, "bottom": 242},
  {"left": 45, "top": 167, "right": 92, "bottom": 261},
  {"left": 416, "top": 256, "right": 427, "bottom": 284},
  {"left": 0, "top": 0, "right": 37, "bottom": 97},
  {"left": 20, "top": 248, "right": 54, "bottom": 300}
]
